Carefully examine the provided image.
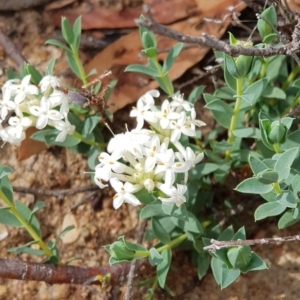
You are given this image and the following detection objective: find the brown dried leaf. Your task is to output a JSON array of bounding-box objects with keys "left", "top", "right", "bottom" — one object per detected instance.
[
  {"left": 84, "top": 0, "right": 246, "bottom": 113},
  {"left": 18, "top": 127, "right": 48, "bottom": 161},
  {"left": 52, "top": 0, "right": 198, "bottom": 29}
]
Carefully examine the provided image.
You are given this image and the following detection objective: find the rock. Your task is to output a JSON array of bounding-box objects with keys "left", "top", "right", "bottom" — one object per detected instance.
[{"left": 61, "top": 213, "right": 80, "bottom": 244}]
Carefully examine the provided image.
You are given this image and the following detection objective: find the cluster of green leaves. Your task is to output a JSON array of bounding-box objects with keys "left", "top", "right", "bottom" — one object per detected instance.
[{"left": 0, "top": 165, "right": 74, "bottom": 263}]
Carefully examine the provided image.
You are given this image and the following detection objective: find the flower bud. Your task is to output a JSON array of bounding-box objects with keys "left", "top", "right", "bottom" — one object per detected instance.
[
  {"left": 109, "top": 241, "right": 135, "bottom": 261},
  {"left": 234, "top": 55, "right": 254, "bottom": 78},
  {"left": 267, "top": 120, "right": 287, "bottom": 144}
]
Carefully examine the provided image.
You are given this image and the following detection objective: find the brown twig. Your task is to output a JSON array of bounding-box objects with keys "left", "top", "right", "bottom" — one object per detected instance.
[
  {"left": 13, "top": 185, "right": 99, "bottom": 198},
  {"left": 203, "top": 234, "right": 300, "bottom": 252},
  {"left": 124, "top": 219, "right": 148, "bottom": 300},
  {"left": 0, "top": 29, "right": 25, "bottom": 67},
  {"left": 0, "top": 258, "right": 134, "bottom": 285},
  {"left": 135, "top": 5, "right": 300, "bottom": 59}
]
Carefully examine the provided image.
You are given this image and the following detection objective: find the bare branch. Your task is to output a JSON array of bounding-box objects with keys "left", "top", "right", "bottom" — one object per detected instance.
[
  {"left": 13, "top": 185, "right": 99, "bottom": 198},
  {"left": 135, "top": 5, "right": 290, "bottom": 58},
  {"left": 203, "top": 234, "right": 300, "bottom": 252},
  {"left": 0, "top": 258, "right": 136, "bottom": 285}
]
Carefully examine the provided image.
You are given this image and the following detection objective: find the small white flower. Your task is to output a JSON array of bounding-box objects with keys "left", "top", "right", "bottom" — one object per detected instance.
[
  {"left": 110, "top": 178, "right": 141, "bottom": 209},
  {"left": 158, "top": 183, "right": 187, "bottom": 207},
  {"left": 144, "top": 135, "right": 161, "bottom": 172},
  {"left": 29, "top": 96, "right": 63, "bottom": 129},
  {"left": 107, "top": 130, "right": 151, "bottom": 159},
  {"left": 156, "top": 148, "right": 190, "bottom": 186},
  {"left": 8, "top": 108, "right": 32, "bottom": 130},
  {"left": 170, "top": 93, "right": 193, "bottom": 111},
  {"left": 6, "top": 75, "right": 39, "bottom": 105},
  {"left": 40, "top": 75, "right": 60, "bottom": 92},
  {"left": 156, "top": 100, "right": 180, "bottom": 129},
  {"left": 0, "top": 125, "right": 25, "bottom": 146},
  {"left": 50, "top": 113, "right": 75, "bottom": 142},
  {"left": 94, "top": 176, "right": 108, "bottom": 189},
  {"left": 0, "top": 89, "right": 16, "bottom": 120},
  {"left": 188, "top": 108, "right": 206, "bottom": 129}
]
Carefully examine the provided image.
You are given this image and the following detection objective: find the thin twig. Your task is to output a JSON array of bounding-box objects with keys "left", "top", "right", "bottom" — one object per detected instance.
[
  {"left": 0, "top": 258, "right": 134, "bottom": 285},
  {"left": 13, "top": 185, "right": 99, "bottom": 198},
  {"left": 203, "top": 234, "right": 300, "bottom": 252},
  {"left": 0, "top": 29, "right": 25, "bottom": 67},
  {"left": 124, "top": 219, "right": 148, "bottom": 300},
  {"left": 136, "top": 5, "right": 289, "bottom": 58}
]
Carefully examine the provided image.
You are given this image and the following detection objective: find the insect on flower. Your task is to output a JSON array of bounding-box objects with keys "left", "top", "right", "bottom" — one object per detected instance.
[{"left": 56, "top": 71, "right": 112, "bottom": 122}]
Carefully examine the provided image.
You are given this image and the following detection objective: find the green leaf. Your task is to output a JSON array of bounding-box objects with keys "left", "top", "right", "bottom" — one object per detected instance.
[
  {"left": 125, "top": 64, "right": 160, "bottom": 77},
  {"left": 224, "top": 54, "right": 239, "bottom": 78},
  {"left": 46, "top": 58, "right": 56, "bottom": 75},
  {"left": 254, "top": 202, "right": 286, "bottom": 221},
  {"left": 276, "top": 190, "right": 298, "bottom": 208},
  {"left": 149, "top": 247, "right": 164, "bottom": 266},
  {"left": 242, "top": 78, "right": 268, "bottom": 105},
  {"left": 257, "top": 6, "right": 277, "bottom": 40},
  {"left": 274, "top": 147, "right": 298, "bottom": 182},
  {"left": 188, "top": 86, "right": 205, "bottom": 104},
  {"left": 232, "top": 227, "right": 246, "bottom": 240},
  {"left": 8, "top": 241, "right": 44, "bottom": 256},
  {"left": 0, "top": 208, "right": 22, "bottom": 227},
  {"left": 152, "top": 217, "right": 170, "bottom": 244},
  {"left": 61, "top": 17, "right": 74, "bottom": 44},
  {"left": 262, "top": 86, "right": 286, "bottom": 99},
  {"left": 172, "top": 212, "right": 203, "bottom": 234},
  {"left": 211, "top": 257, "right": 240, "bottom": 289},
  {"left": 257, "top": 170, "right": 279, "bottom": 184},
  {"left": 233, "top": 128, "right": 261, "bottom": 139},
  {"left": 240, "top": 252, "right": 268, "bottom": 273},
  {"left": 25, "top": 64, "right": 43, "bottom": 85},
  {"left": 0, "top": 176, "right": 14, "bottom": 203},
  {"left": 122, "top": 237, "right": 148, "bottom": 252},
  {"left": 218, "top": 225, "right": 235, "bottom": 241},
  {"left": 15, "top": 200, "right": 41, "bottom": 236},
  {"left": 135, "top": 189, "right": 156, "bottom": 205},
  {"left": 249, "top": 156, "right": 269, "bottom": 175},
  {"left": 197, "top": 253, "right": 210, "bottom": 279},
  {"left": 66, "top": 52, "right": 81, "bottom": 79},
  {"left": 162, "top": 203, "right": 189, "bottom": 221},
  {"left": 162, "top": 43, "right": 184, "bottom": 73},
  {"left": 189, "top": 163, "right": 218, "bottom": 179},
  {"left": 45, "top": 39, "right": 71, "bottom": 53},
  {"left": 73, "top": 16, "right": 82, "bottom": 51},
  {"left": 141, "top": 31, "right": 157, "bottom": 50},
  {"left": 157, "top": 249, "right": 171, "bottom": 288},
  {"left": 235, "top": 177, "right": 273, "bottom": 194},
  {"left": 82, "top": 116, "right": 101, "bottom": 136},
  {"left": 0, "top": 165, "right": 13, "bottom": 179},
  {"left": 227, "top": 245, "right": 252, "bottom": 268},
  {"left": 140, "top": 203, "right": 165, "bottom": 219},
  {"left": 205, "top": 99, "right": 233, "bottom": 128},
  {"left": 155, "top": 76, "right": 174, "bottom": 95},
  {"left": 53, "top": 225, "right": 75, "bottom": 248},
  {"left": 278, "top": 210, "right": 300, "bottom": 229}
]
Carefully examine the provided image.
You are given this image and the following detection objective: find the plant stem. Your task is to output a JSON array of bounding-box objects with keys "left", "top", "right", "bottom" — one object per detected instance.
[
  {"left": 71, "top": 45, "right": 88, "bottom": 85},
  {"left": 72, "top": 131, "right": 103, "bottom": 148},
  {"left": 282, "top": 65, "right": 300, "bottom": 90},
  {"left": 134, "top": 233, "right": 187, "bottom": 258},
  {"left": 273, "top": 143, "right": 282, "bottom": 154},
  {"left": 0, "top": 190, "right": 52, "bottom": 257},
  {"left": 272, "top": 182, "right": 282, "bottom": 194},
  {"left": 225, "top": 77, "right": 243, "bottom": 160}
]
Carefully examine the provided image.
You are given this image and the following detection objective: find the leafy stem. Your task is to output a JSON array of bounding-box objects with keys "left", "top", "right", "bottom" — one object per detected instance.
[
  {"left": 70, "top": 45, "right": 87, "bottom": 85},
  {"left": 225, "top": 77, "right": 243, "bottom": 160},
  {"left": 0, "top": 190, "right": 52, "bottom": 258}
]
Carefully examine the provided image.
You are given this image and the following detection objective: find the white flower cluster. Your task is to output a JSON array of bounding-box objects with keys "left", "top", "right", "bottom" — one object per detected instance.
[
  {"left": 0, "top": 75, "right": 75, "bottom": 146},
  {"left": 94, "top": 90, "right": 206, "bottom": 209}
]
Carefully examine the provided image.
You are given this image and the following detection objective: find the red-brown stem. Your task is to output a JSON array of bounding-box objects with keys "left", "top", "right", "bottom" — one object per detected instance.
[{"left": 0, "top": 259, "right": 133, "bottom": 285}]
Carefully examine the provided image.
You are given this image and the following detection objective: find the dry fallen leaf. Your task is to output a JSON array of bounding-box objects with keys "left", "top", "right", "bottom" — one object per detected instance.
[
  {"left": 84, "top": 0, "right": 246, "bottom": 113},
  {"left": 52, "top": 0, "right": 198, "bottom": 29}
]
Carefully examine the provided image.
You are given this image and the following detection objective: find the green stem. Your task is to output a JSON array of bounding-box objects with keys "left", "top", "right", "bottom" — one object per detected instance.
[
  {"left": 134, "top": 233, "right": 187, "bottom": 258},
  {"left": 72, "top": 131, "right": 103, "bottom": 148},
  {"left": 151, "top": 59, "right": 174, "bottom": 96},
  {"left": 259, "top": 59, "right": 267, "bottom": 79},
  {"left": 272, "top": 182, "right": 282, "bottom": 194},
  {"left": 273, "top": 143, "right": 282, "bottom": 154},
  {"left": 0, "top": 190, "right": 52, "bottom": 257},
  {"left": 71, "top": 45, "right": 88, "bottom": 85},
  {"left": 145, "top": 276, "right": 158, "bottom": 300},
  {"left": 282, "top": 65, "right": 300, "bottom": 90},
  {"left": 225, "top": 77, "right": 243, "bottom": 160}
]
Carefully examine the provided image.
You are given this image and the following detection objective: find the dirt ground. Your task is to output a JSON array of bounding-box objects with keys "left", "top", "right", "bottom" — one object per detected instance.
[{"left": 1, "top": 1, "right": 300, "bottom": 300}]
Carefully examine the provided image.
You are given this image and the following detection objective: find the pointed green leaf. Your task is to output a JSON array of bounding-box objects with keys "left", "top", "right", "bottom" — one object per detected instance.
[
  {"left": 235, "top": 177, "right": 273, "bottom": 194},
  {"left": 125, "top": 65, "right": 160, "bottom": 77},
  {"left": 149, "top": 247, "right": 163, "bottom": 266},
  {"left": 152, "top": 217, "right": 170, "bottom": 244},
  {"left": 157, "top": 249, "right": 171, "bottom": 288},
  {"left": 163, "top": 43, "right": 184, "bottom": 73},
  {"left": 254, "top": 202, "right": 286, "bottom": 221}
]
